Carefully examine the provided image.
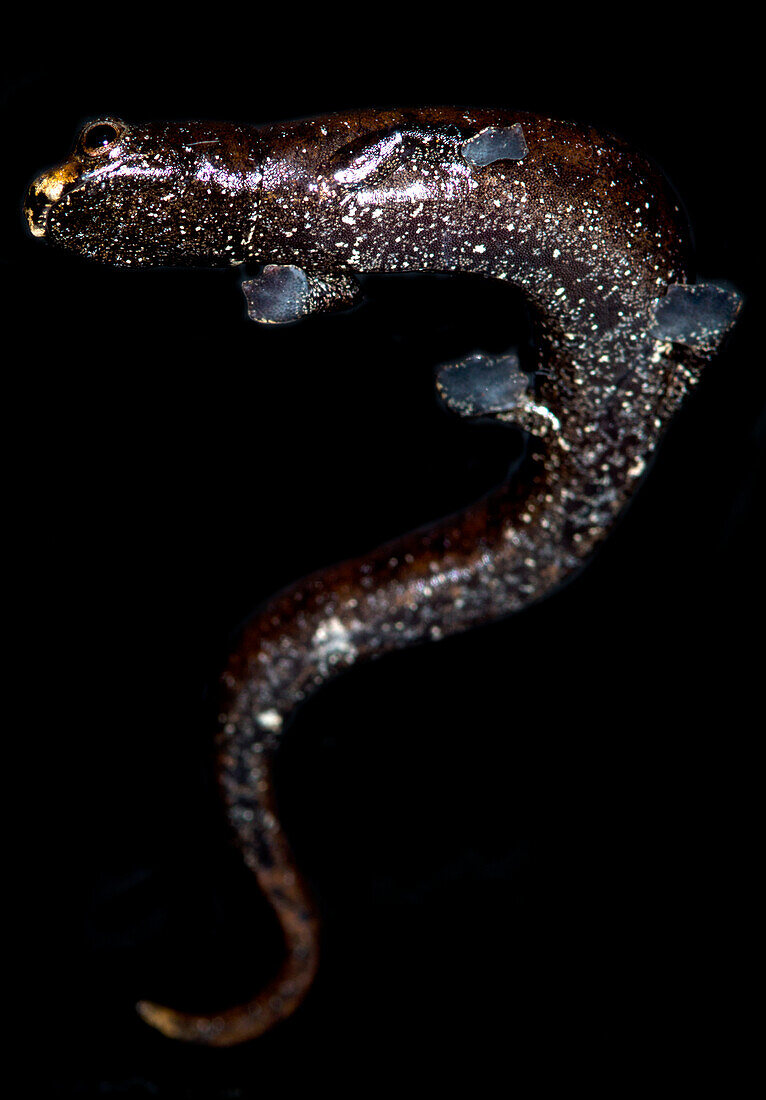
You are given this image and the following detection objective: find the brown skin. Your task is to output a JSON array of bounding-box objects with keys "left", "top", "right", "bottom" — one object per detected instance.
[{"left": 26, "top": 108, "right": 740, "bottom": 1044}]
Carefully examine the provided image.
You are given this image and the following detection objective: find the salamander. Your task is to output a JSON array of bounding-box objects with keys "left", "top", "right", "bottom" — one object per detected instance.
[{"left": 24, "top": 106, "right": 741, "bottom": 1045}]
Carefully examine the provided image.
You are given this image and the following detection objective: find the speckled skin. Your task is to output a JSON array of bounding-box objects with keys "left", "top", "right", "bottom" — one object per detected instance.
[{"left": 25, "top": 107, "right": 740, "bottom": 1046}]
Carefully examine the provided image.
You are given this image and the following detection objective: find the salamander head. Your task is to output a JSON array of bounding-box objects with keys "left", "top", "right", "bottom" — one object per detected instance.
[{"left": 24, "top": 117, "right": 263, "bottom": 267}]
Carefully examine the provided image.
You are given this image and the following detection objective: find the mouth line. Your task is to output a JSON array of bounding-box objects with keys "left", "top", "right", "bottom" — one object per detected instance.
[{"left": 26, "top": 176, "right": 92, "bottom": 238}]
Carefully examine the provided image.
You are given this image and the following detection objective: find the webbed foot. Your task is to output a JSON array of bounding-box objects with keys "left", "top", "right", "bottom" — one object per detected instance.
[
  {"left": 651, "top": 282, "right": 742, "bottom": 350},
  {"left": 242, "top": 265, "right": 362, "bottom": 325},
  {"left": 436, "top": 350, "right": 560, "bottom": 437}
]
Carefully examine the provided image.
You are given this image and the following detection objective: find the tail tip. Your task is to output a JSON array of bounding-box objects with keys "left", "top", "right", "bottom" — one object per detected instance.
[{"left": 135, "top": 999, "right": 227, "bottom": 1044}]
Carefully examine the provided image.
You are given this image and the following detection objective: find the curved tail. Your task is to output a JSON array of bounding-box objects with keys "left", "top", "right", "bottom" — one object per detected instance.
[{"left": 136, "top": 746, "right": 320, "bottom": 1046}]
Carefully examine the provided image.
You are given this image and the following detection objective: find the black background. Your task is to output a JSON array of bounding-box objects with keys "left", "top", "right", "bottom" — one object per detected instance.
[{"left": 3, "top": 21, "right": 762, "bottom": 1096}]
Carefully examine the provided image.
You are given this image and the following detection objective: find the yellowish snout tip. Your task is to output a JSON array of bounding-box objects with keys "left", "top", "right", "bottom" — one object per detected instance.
[{"left": 25, "top": 161, "right": 80, "bottom": 237}]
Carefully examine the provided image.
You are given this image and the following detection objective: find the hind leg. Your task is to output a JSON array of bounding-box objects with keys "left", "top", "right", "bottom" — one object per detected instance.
[{"left": 436, "top": 349, "right": 561, "bottom": 438}]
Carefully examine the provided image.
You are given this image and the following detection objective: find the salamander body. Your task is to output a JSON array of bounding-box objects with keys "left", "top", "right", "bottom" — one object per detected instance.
[{"left": 25, "top": 107, "right": 740, "bottom": 1045}]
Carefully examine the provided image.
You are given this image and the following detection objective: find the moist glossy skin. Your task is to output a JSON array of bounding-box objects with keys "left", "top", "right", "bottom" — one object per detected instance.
[{"left": 25, "top": 107, "right": 741, "bottom": 1046}]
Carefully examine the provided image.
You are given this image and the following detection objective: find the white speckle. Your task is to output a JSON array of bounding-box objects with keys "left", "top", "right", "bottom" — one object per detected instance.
[
  {"left": 312, "top": 616, "right": 357, "bottom": 664},
  {"left": 256, "top": 709, "right": 283, "bottom": 733}
]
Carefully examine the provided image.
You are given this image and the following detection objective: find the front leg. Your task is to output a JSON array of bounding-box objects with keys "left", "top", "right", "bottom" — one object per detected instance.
[{"left": 242, "top": 265, "right": 362, "bottom": 325}]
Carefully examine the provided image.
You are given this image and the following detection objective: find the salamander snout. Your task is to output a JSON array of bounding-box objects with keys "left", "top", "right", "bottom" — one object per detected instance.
[{"left": 24, "top": 161, "right": 81, "bottom": 238}]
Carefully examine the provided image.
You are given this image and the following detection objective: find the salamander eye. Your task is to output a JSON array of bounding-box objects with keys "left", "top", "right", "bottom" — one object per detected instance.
[{"left": 80, "top": 120, "right": 124, "bottom": 156}]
